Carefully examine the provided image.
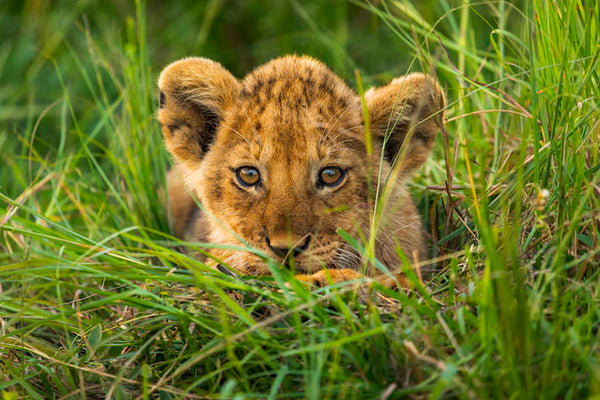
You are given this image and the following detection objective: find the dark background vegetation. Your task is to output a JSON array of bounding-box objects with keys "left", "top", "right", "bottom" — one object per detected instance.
[{"left": 1, "top": 0, "right": 496, "bottom": 160}]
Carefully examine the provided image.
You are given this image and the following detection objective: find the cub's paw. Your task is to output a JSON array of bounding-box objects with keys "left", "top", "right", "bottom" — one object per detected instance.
[{"left": 295, "top": 269, "right": 367, "bottom": 287}]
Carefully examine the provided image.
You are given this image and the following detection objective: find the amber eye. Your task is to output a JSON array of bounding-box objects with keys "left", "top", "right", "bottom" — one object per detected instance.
[
  {"left": 318, "top": 166, "right": 345, "bottom": 187},
  {"left": 235, "top": 166, "right": 261, "bottom": 187}
]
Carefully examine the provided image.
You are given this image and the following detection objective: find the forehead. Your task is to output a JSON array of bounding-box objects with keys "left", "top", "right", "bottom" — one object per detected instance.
[{"left": 221, "top": 58, "right": 363, "bottom": 153}]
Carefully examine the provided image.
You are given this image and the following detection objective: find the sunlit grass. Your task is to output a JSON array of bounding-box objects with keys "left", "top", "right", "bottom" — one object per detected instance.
[{"left": 1, "top": 0, "right": 599, "bottom": 398}]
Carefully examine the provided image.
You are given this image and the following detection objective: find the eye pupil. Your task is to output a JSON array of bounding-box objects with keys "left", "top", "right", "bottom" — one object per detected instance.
[
  {"left": 236, "top": 166, "right": 260, "bottom": 187},
  {"left": 319, "top": 166, "right": 344, "bottom": 187}
]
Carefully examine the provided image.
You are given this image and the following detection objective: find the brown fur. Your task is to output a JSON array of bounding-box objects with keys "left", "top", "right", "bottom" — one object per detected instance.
[{"left": 158, "top": 55, "right": 444, "bottom": 285}]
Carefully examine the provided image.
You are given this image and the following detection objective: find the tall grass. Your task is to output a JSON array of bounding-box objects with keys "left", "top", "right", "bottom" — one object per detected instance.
[{"left": 1, "top": 0, "right": 599, "bottom": 398}]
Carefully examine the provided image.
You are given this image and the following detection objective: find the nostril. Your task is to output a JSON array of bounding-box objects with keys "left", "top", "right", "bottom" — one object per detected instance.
[
  {"left": 296, "top": 235, "right": 311, "bottom": 254},
  {"left": 265, "top": 237, "right": 288, "bottom": 258},
  {"left": 265, "top": 235, "right": 312, "bottom": 259}
]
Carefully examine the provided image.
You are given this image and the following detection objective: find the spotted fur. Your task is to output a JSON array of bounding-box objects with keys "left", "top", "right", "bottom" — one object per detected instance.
[{"left": 158, "top": 55, "right": 444, "bottom": 284}]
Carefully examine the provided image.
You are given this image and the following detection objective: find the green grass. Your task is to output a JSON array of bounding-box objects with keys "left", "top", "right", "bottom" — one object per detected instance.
[{"left": 1, "top": 0, "right": 599, "bottom": 398}]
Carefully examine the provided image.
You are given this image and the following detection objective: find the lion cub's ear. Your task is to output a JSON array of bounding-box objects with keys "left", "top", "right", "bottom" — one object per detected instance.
[
  {"left": 158, "top": 57, "right": 240, "bottom": 169},
  {"left": 366, "top": 73, "right": 445, "bottom": 173}
]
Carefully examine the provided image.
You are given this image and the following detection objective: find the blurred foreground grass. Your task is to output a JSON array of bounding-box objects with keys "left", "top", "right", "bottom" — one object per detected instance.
[{"left": 1, "top": 0, "right": 599, "bottom": 398}]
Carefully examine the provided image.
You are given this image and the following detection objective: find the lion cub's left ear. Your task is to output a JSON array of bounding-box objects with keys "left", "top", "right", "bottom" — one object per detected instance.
[{"left": 366, "top": 73, "right": 445, "bottom": 173}]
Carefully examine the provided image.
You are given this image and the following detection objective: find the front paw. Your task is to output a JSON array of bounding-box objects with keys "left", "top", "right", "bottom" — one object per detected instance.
[{"left": 296, "top": 269, "right": 366, "bottom": 287}]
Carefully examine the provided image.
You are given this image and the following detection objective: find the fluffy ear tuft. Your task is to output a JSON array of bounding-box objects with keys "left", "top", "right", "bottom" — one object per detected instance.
[
  {"left": 366, "top": 73, "right": 445, "bottom": 173},
  {"left": 158, "top": 57, "right": 240, "bottom": 169}
]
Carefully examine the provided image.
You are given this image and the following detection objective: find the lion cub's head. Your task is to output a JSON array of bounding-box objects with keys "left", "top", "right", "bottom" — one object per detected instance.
[{"left": 158, "top": 56, "right": 444, "bottom": 275}]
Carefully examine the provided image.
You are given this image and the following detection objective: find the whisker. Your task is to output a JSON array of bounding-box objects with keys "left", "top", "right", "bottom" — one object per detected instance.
[
  {"left": 318, "top": 101, "right": 360, "bottom": 147},
  {"left": 220, "top": 123, "right": 252, "bottom": 146},
  {"left": 333, "top": 244, "right": 363, "bottom": 270},
  {"left": 320, "top": 124, "right": 363, "bottom": 146},
  {"left": 241, "top": 106, "right": 262, "bottom": 146}
]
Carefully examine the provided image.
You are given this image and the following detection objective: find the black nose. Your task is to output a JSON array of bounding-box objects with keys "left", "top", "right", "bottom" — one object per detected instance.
[{"left": 265, "top": 235, "right": 311, "bottom": 259}]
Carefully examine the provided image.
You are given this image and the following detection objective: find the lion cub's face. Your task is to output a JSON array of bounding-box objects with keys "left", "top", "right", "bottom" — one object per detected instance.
[{"left": 158, "top": 56, "right": 444, "bottom": 275}]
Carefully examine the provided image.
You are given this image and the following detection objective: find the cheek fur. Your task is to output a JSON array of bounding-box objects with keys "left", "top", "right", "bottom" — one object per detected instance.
[{"left": 210, "top": 182, "right": 264, "bottom": 239}]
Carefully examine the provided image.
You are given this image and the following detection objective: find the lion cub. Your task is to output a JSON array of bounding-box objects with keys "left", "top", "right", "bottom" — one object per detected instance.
[{"left": 158, "top": 55, "right": 444, "bottom": 286}]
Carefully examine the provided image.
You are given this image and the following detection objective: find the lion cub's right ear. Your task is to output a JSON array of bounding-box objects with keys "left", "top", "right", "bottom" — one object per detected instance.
[
  {"left": 366, "top": 73, "right": 445, "bottom": 174},
  {"left": 158, "top": 57, "right": 240, "bottom": 169}
]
